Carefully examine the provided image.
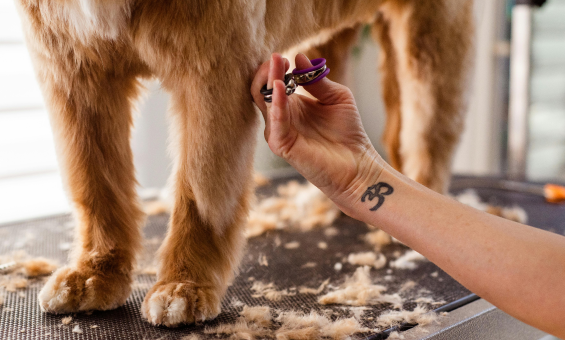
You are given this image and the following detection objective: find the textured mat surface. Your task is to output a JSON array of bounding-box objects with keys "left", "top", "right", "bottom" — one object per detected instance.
[{"left": 0, "top": 176, "right": 563, "bottom": 339}]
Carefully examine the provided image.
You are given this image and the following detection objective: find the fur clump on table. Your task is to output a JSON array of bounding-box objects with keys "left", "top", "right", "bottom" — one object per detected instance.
[
  {"left": 0, "top": 252, "right": 58, "bottom": 293},
  {"left": 0, "top": 276, "right": 28, "bottom": 292},
  {"left": 298, "top": 278, "right": 330, "bottom": 295},
  {"left": 203, "top": 303, "right": 440, "bottom": 339},
  {"left": 247, "top": 180, "right": 341, "bottom": 237},
  {"left": 251, "top": 281, "right": 297, "bottom": 301},
  {"left": 390, "top": 250, "right": 427, "bottom": 270},
  {"left": 0, "top": 252, "right": 58, "bottom": 277},
  {"left": 71, "top": 325, "right": 83, "bottom": 334},
  {"left": 347, "top": 251, "right": 387, "bottom": 269},
  {"left": 204, "top": 305, "right": 372, "bottom": 340},
  {"left": 318, "top": 266, "right": 403, "bottom": 309},
  {"left": 20, "top": 258, "right": 59, "bottom": 277},
  {"left": 364, "top": 230, "right": 392, "bottom": 250},
  {"left": 376, "top": 305, "right": 437, "bottom": 328}
]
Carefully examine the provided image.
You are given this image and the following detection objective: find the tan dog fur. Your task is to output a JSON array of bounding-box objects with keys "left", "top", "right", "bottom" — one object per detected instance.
[{"left": 15, "top": 0, "right": 473, "bottom": 327}]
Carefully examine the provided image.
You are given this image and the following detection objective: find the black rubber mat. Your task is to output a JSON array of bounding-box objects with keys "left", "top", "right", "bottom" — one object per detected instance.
[{"left": 0, "top": 175, "right": 563, "bottom": 339}]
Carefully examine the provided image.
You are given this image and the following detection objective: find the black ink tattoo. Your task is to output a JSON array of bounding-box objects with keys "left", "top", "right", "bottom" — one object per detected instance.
[{"left": 361, "top": 182, "right": 394, "bottom": 211}]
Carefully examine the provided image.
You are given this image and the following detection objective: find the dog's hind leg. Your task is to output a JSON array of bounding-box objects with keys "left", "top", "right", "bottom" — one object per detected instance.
[
  {"left": 372, "top": 16, "right": 404, "bottom": 172},
  {"left": 17, "top": 3, "right": 149, "bottom": 313},
  {"left": 375, "top": 0, "right": 474, "bottom": 193},
  {"left": 140, "top": 64, "right": 259, "bottom": 326}
]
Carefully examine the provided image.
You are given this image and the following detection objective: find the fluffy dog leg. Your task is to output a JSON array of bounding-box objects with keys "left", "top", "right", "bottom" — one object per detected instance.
[
  {"left": 372, "top": 17, "right": 403, "bottom": 171},
  {"left": 36, "top": 66, "right": 146, "bottom": 313},
  {"left": 377, "top": 0, "right": 474, "bottom": 193},
  {"left": 17, "top": 2, "right": 149, "bottom": 313},
  {"left": 141, "top": 67, "right": 258, "bottom": 326}
]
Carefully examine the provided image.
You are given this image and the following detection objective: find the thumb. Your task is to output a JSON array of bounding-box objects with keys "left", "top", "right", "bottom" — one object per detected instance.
[{"left": 295, "top": 53, "right": 352, "bottom": 105}]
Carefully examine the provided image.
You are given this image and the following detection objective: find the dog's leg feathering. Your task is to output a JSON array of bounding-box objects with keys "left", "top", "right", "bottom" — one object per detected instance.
[
  {"left": 372, "top": 16, "right": 404, "bottom": 172},
  {"left": 140, "top": 66, "right": 259, "bottom": 326},
  {"left": 376, "top": 1, "right": 474, "bottom": 193},
  {"left": 35, "top": 63, "right": 146, "bottom": 313},
  {"left": 17, "top": 1, "right": 150, "bottom": 313}
]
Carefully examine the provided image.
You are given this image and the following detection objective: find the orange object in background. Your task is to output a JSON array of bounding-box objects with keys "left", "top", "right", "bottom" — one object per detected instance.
[{"left": 544, "top": 184, "right": 565, "bottom": 203}]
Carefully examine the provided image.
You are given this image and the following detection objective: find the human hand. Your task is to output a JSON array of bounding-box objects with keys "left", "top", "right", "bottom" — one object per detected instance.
[{"left": 251, "top": 53, "right": 384, "bottom": 209}]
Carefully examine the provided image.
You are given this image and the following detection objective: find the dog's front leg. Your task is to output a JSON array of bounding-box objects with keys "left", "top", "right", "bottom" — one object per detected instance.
[
  {"left": 140, "top": 64, "right": 259, "bottom": 326},
  {"left": 16, "top": 6, "right": 150, "bottom": 312}
]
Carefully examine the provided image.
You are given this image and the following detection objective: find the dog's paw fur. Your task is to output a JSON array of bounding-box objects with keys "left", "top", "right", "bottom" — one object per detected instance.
[
  {"left": 142, "top": 281, "right": 221, "bottom": 327},
  {"left": 39, "top": 266, "right": 132, "bottom": 314}
]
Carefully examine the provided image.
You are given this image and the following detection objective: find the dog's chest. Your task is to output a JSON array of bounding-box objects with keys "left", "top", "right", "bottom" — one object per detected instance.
[{"left": 53, "top": 0, "right": 131, "bottom": 40}]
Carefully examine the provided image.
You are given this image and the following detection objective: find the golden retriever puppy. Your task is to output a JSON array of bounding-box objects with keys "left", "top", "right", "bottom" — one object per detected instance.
[{"left": 15, "top": 0, "right": 473, "bottom": 327}]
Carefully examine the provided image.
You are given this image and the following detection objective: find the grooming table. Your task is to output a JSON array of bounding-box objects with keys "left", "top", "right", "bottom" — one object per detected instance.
[{"left": 0, "top": 174, "right": 561, "bottom": 339}]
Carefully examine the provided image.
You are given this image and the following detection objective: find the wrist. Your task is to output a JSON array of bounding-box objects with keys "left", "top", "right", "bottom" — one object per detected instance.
[{"left": 330, "top": 148, "right": 388, "bottom": 219}]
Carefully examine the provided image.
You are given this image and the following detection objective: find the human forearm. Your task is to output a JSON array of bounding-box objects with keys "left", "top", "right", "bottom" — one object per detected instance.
[
  {"left": 252, "top": 53, "right": 565, "bottom": 337},
  {"left": 338, "top": 161, "right": 565, "bottom": 338}
]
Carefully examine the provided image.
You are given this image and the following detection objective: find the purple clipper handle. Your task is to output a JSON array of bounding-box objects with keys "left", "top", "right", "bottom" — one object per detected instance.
[{"left": 292, "top": 58, "right": 330, "bottom": 86}]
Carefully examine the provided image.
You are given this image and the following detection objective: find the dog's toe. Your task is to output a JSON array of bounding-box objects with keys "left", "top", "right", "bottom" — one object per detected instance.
[
  {"left": 38, "top": 267, "right": 76, "bottom": 314},
  {"left": 142, "top": 282, "right": 220, "bottom": 327}
]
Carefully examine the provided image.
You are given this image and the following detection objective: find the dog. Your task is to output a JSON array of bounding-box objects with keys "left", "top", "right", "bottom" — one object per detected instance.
[{"left": 15, "top": 0, "right": 473, "bottom": 326}]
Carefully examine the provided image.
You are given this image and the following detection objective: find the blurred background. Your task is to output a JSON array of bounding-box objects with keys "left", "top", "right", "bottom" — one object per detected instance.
[{"left": 0, "top": 0, "right": 564, "bottom": 224}]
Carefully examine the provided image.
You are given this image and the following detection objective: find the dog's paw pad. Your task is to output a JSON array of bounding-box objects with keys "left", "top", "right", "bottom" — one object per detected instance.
[{"left": 142, "top": 282, "right": 220, "bottom": 327}]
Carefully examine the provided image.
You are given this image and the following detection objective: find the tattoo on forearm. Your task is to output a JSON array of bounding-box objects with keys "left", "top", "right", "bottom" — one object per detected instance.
[{"left": 361, "top": 182, "right": 394, "bottom": 211}]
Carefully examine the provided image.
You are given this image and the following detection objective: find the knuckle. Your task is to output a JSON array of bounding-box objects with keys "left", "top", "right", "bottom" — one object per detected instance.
[
  {"left": 320, "top": 83, "right": 354, "bottom": 104},
  {"left": 342, "top": 87, "right": 354, "bottom": 99},
  {"left": 333, "top": 86, "right": 354, "bottom": 102}
]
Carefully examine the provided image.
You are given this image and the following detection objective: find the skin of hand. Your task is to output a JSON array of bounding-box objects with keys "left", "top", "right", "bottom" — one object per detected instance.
[{"left": 250, "top": 53, "right": 384, "bottom": 211}]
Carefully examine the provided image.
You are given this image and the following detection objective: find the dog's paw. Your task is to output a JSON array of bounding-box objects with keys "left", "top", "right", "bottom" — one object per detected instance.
[
  {"left": 142, "top": 281, "right": 221, "bottom": 327},
  {"left": 39, "top": 266, "right": 132, "bottom": 314}
]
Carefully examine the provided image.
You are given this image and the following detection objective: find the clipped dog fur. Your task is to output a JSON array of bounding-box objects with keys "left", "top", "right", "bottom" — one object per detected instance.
[
  {"left": 318, "top": 266, "right": 403, "bottom": 308},
  {"left": 347, "top": 251, "right": 387, "bottom": 269},
  {"left": 204, "top": 305, "right": 370, "bottom": 340},
  {"left": 15, "top": 0, "right": 473, "bottom": 327}
]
